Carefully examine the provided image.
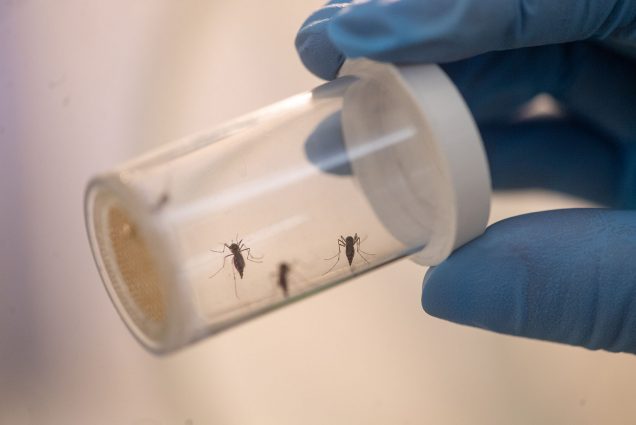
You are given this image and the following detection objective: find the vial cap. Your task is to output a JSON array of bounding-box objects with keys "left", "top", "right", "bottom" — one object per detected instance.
[{"left": 339, "top": 60, "right": 491, "bottom": 265}]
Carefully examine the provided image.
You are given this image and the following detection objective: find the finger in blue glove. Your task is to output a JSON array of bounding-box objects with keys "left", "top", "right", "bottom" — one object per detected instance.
[
  {"left": 295, "top": 0, "right": 353, "bottom": 80},
  {"left": 328, "top": 0, "right": 636, "bottom": 64},
  {"left": 422, "top": 208, "right": 636, "bottom": 354}
]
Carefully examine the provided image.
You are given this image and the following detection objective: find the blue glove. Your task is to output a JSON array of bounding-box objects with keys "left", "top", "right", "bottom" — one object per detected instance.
[{"left": 296, "top": 0, "right": 636, "bottom": 354}]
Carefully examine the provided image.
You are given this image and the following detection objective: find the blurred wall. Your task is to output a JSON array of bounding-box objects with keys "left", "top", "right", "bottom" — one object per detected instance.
[{"left": 1, "top": 1, "right": 636, "bottom": 425}]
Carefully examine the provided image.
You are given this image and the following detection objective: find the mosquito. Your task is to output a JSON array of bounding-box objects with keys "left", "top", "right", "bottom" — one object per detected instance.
[
  {"left": 150, "top": 177, "right": 171, "bottom": 213},
  {"left": 271, "top": 260, "right": 308, "bottom": 298},
  {"left": 151, "top": 192, "right": 170, "bottom": 212},
  {"left": 209, "top": 236, "right": 263, "bottom": 297},
  {"left": 323, "top": 233, "right": 374, "bottom": 275},
  {"left": 277, "top": 262, "right": 291, "bottom": 297}
]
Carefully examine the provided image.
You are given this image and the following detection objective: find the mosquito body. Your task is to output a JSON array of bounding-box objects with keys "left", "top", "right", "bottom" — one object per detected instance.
[
  {"left": 323, "top": 233, "right": 374, "bottom": 275},
  {"left": 272, "top": 261, "right": 308, "bottom": 298},
  {"left": 210, "top": 237, "right": 262, "bottom": 297},
  {"left": 277, "top": 262, "right": 290, "bottom": 297},
  {"left": 151, "top": 178, "right": 172, "bottom": 213},
  {"left": 229, "top": 243, "right": 247, "bottom": 278},
  {"left": 151, "top": 192, "right": 170, "bottom": 213},
  {"left": 345, "top": 236, "right": 355, "bottom": 266}
]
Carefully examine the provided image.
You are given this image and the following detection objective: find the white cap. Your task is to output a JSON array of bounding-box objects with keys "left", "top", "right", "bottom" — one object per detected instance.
[{"left": 339, "top": 60, "right": 491, "bottom": 265}]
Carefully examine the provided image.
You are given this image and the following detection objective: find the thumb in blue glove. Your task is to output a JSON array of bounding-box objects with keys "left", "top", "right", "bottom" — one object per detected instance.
[
  {"left": 296, "top": 0, "right": 636, "bottom": 354},
  {"left": 424, "top": 207, "right": 636, "bottom": 354}
]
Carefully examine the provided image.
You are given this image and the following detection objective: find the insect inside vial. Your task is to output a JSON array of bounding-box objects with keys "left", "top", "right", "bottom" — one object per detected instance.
[
  {"left": 272, "top": 261, "right": 307, "bottom": 298},
  {"left": 150, "top": 177, "right": 172, "bottom": 212},
  {"left": 209, "top": 236, "right": 263, "bottom": 297},
  {"left": 323, "top": 233, "right": 375, "bottom": 275},
  {"left": 277, "top": 262, "right": 291, "bottom": 297},
  {"left": 151, "top": 192, "right": 170, "bottom": 212}
]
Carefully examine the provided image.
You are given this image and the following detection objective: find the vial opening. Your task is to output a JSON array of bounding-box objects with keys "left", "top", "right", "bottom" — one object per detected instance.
[{"left": 89, "top": 187, "right": 170, "bottom": 350}]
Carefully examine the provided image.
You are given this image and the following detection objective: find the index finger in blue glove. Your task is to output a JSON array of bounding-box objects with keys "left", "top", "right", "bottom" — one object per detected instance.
[
  {"left": 329, "top": 0, "right": 636, "bottom": 64},
  {"left": 422, "top": 208, "right": 636, "bottom": 354},
  {"left": 295, "top": 0, "right": 353, "bottom": 80},
  {"left": 297, "top": 4, "right": 636, "bottom": 142}
]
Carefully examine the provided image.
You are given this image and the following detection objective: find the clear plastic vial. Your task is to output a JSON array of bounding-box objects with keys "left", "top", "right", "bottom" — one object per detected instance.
[{"left": 84, "top": 60, "right": 490, "bottom": 354}]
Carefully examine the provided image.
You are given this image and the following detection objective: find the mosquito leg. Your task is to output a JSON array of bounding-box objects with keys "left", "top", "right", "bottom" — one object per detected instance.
[
  {"left": 209, "top": 254, "right": 232, "bottom": 278},
  {"left": 210, "top": 244, "right": 229, "bottom": 254},
  {"left": 324, "top": 252, "right": 340, "bottom": 261},
  {"left": 323, "top": 242, "right": 343, "bottom": 275},
  {"left": 242, "top": 246, "right": 263, "bottom": 261},
  {"left": 357, "top": 251, "right": 372, "bottom": 264},
  {"left": 232, "top": 265, "right": 239, "bottom": 298},
  {"left": 242, "top": 247, "right": 263, "bottom": 263},
  {"left": 356, "top": 239, "right": 375, "bottom": 256},
  {"left": 324, "top": 242, "right": 343, "bottom": 260},
  {"left": 357, "top": 246, "right": 375, "bottom": 256},
  {"left": 251, "top": 252, "right": 264, "bottom": 260},
  {"left": 322, "top": 254, "right": 341, "bottom": 275}
]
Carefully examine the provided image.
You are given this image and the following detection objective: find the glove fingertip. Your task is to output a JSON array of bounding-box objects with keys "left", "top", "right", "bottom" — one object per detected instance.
[
  {"left": 422, "top": 210, "right": 636, "bottom": 355},
  {"left": 295, "top": 28, "right": 344, "bottom": 80},
  {"left": 421, "top": 258, "right": 521, "bottom": 332},
  {"left": 420, "top": 219, "right": 534, "bottom": 335},
  {"left": 421, "top": 268, "right": 442, "bottom": 316},
  {"left": 295, "top": 2, "right": 351, "bottom": 80}
]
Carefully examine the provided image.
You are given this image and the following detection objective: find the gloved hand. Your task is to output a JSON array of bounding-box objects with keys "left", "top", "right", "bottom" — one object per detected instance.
[{"left": 296, "top": 0, "right": 636, "bottom": 354}]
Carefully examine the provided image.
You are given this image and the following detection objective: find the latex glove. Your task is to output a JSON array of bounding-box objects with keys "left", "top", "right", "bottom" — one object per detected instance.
[{"left": 296, "top": 0, "right": 636, "bottom": 354}]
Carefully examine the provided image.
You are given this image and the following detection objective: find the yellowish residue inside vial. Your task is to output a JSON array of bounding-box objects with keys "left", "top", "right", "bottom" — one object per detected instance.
[{"left": 106, "top": 206, "right": 166, "bottom": 325}]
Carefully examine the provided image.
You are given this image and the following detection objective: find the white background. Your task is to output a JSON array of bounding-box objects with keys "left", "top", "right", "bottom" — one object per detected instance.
[{"left": 1, "top": 1, "right": 635, "bottom": 424}]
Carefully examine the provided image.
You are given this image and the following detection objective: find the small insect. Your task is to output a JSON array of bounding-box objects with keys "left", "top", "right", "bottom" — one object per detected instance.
[
  {"left": 271, "top": 261, "right": 307, "bottom": 298},
  {"left": 277, "top": 262, "right": 291, "bottom": 297},
  {"left": 323, "top": 233, "right": 375, "bottom": 275},
  {"left": 209, "top": 236, "right": 263, "bottom": 297},
  {"left": 151, "top": 192, "right": 170, "bottom": 212},
  {"left": 151, "top": 177, "right": 172, "bottom": 213}
]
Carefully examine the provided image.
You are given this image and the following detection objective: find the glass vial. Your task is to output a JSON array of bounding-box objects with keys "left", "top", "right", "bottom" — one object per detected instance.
[{"left": 84, "top": 60, "right": 490, "bottom": 353}]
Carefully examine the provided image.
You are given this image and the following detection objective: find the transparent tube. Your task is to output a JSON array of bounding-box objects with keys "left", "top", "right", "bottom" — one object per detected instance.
[{"left": 84, "top": 60, "right": 490, "bottom": 353}]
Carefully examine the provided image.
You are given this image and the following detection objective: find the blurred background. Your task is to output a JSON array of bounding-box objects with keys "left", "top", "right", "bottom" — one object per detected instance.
[{"left": 1, "top": 1, "right": 636, "bottom": 424}]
